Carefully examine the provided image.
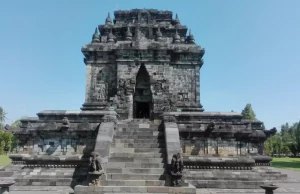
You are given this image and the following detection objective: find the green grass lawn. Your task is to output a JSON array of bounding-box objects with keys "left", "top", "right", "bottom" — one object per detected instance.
[
  {"left": 0, "top": 155, "right": 11, "bottom": 166},
  {"left": 271, "top": 157, "right": 300, "bottom": 171}
]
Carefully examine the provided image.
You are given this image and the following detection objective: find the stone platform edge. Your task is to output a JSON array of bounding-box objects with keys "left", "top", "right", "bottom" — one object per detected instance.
[{"left": 74, "top": 184, "right": 196, "bottom": 194}]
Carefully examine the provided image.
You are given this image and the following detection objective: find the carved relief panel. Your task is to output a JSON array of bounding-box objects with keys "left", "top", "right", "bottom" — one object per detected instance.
[
  {"left": 177, "top": 93, "right": 189, "bottom": 102},
  {"left": 91, "top": 68, "right": 108, "bottom": 102}
]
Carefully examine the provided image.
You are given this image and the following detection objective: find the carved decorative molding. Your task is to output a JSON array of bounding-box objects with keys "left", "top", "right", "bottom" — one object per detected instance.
[
  {"left": 102, "top": 115, "right": 117, "bottom": 123},
  {"left": 77, "top": 120, "right": 91, "bottom": 130},
  {"left": 45, "top": 121, "right": 57, "bottom": 130},
  {"left": 163, "top": 116, "right": 177, "bottom": 123}
]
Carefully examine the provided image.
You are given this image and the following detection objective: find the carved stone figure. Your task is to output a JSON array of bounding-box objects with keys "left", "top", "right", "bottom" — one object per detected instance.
[
  {"left": 62, "top": 117, "right": 70, "bottom": 128},
  {"left": 95, "top": 83, "right": 107, "bottom": 101},
  {"left": 225, "top": 124, "right": 233, "bottom": 130},
  {"left": 177, "top": 93, "right": 188, "bottom": 102},
  {"left": 88, "top": 152, "right": 105, "bottom": 186},
  {"left": 206, "top": 122, "right": 215, "bottom": 133},
  {"left": 170, "top": 153, "right": 184, "bottom": 187},
  {"left": 118, "top": 79, "right": 126, "bottom": 98},
  {"left": 89, "top": 152, "right": 104, "bottom": 173}
]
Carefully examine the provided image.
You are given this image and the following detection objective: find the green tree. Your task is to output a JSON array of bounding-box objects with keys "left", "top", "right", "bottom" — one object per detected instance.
[
  {"left": 11, "top": 120, "right": 21, "bottom": 128},
  {"left": 264, "top": 135, "right": 276, "bottom": 156},
  {"left": 265, "top": 121, "right": 300, "bottom": 157},
  {"left": 0, "top": 130, "right": 13, "bottom": 154},
  {"left": 295, "top": 122, "right": 300, "bottom": 154},
  {"left": 281, "top": 122, "right": 290, "bottom": 134},
  {"left": 241, "top": 103, "right": 256, "bottom": 120},
  {"left": 10, "top": 119, "right": 21, "bottom": 152},
  {"left": 0, "top": 107, "right": 7, "bottom": 130}
]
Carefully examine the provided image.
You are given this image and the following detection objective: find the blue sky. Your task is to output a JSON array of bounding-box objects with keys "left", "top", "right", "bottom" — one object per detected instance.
[{"left": 0, "top": 0, "right": 299, "bottom": 129}]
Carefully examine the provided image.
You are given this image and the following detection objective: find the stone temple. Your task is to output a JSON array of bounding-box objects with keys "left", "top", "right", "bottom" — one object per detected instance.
[{"left": 3, "top": 9, "right": 287, "bottom": 194}]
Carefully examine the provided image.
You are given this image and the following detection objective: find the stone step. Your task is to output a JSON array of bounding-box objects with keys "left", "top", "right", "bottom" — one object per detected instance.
[
  {"left": 100, "top": 180, "right": 165, "bottom": 186},
  {"left": 11, "top": 172, "right": 87, "bottom": 179},
  {"left": 75, "top": 185, "right": 196, "bottom": 193},
  {"left": 110, "top": 148, "right": 165, "bottom": 153},
  {"left": 109, "top": 157, "right": 165, "bottom": 163},
  {"left": 134, "top": 148, "right": 165, "bottom": 153},
  {"left": 186, "top": 174, "right": 264, "bottom": 181},
  {"left": 189, "top": 180, "right": 265, "bottom": 189},
  {"left": 117, "top": 123, "right": 159, "bottom": 128},
  {"left": 107, "top": 173, "right": 165, "bottom": 180},
  {"left": 125, "top": 127, "right": 161, "bottom": 130},
  {"left": 113, "top": 135, "right": 164, "bottom": 140},
  {"left": 111, "top": 143, "right": 165, "bottom": 148},
  {"left": 186, "top": 170, "right": 286, "bottom": 181},
  {"left": 10, "top": 186, "right": 74, "bottom": 193},
  {"left": 13, "top": 178, "right": 72, "bottom": 186},
  {"left": 114, "top": 131, "right": 163, "bottom": 136},
  {"left": 106, "top": 162, "right": 165, "bottom": 168},
  {"left": 109, "top": 152, "right": 165, "bottom": 158},
  {"left": 0, "top": 171, "right": 14, "bottom": 177},
  {"left": 116, "top": 128, "right": 161, "bottom": 132},
  {"left": 113, "top": 139, "right": 164, "bottom": 144},
  {"left": 106, "top": 168, "right": 165, "bottom": 174}
]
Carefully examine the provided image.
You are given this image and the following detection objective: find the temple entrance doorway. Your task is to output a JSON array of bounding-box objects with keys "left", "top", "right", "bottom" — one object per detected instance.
[
  {"left": 136, "top": 102, "right": 150, "bottom": 118},
  {"left": 133, "top": 64, "right": 152, "bottom": 119}
]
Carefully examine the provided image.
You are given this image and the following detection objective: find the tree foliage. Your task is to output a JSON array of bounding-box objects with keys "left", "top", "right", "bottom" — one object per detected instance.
[
  {"left": 265, "top": 121, "right": 300, "bottom": 157},
  {"left": 0, "top": 106, "right": 18, "bottom": 154},
  {"left": 241, "top": 103, "right": 256, "bottom": 120},
  {"left": 0, "top": 106, "right": 7, "bottom": 131},
  {"left": 11, "top": 120, "right": 21, "bottom": 128},
  {"left": 0, "top": 131, "right": 13, "bottom": 154}
]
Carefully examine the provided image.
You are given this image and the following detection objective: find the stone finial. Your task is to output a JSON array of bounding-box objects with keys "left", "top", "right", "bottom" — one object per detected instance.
[
  {"left": 187, "top": 29, "right": 195, "bottom": 44},
  {"left": 125, "top": 26, "right": 132, "bottom": 41},
  {"left": 174, "top": 13, "right": 180, "bottom": 24},
  {"left": 173, "top": 29, "right": 180, "bottom": 44},
  {"left": 92, "top": 27, "right": 100, "bottom": 43},
  {"left": 156, "top": 26, "right": 163, "bottom": 41},
  {"left": 105, "top": 12, "right": 112, "bottom": 25},
  {"left": 107, "top": 27, "right": 114, "bottom": 43}
]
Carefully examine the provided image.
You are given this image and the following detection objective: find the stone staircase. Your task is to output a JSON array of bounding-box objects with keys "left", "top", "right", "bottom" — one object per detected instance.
[
  {"left": 81, "top": 119, "right": 196, "bottom": 193},
  {"left": 101, "top": 119, "right": 166, "bottom": 188},
  {"left": 0, "top": 163, "right": 83, "bottom": 193}
]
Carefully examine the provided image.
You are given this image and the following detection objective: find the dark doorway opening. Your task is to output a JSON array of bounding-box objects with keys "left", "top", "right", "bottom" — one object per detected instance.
[
  {"left": 133, "top": 64, "right": 153, "bottom": 119},
  {"left": 136, "top": 102, "right": 150, "bottom": 118}
]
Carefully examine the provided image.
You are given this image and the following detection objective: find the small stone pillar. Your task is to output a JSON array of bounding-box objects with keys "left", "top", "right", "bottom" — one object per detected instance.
[
  {"left": 127, "top": 94, "right": 133, "bottom": 119},
  {"left": 260, "top": 184, "right": 278, "bottom": 194},
  {"left": 0, "top": 181, "right": 15, "bottom": 194}
]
